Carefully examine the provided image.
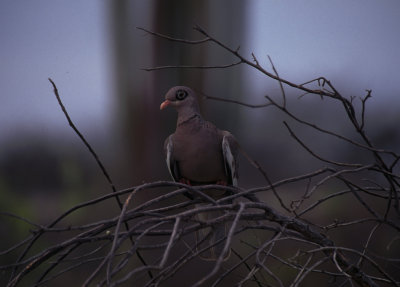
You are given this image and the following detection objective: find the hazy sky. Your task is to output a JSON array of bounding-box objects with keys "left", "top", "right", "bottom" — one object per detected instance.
[
  {"left": 0, "top": 1, "right": 399, "bottom": 146},
  {"left": 246, "top": 0, "right": 400, "bottom": 104},
  {"left": 0, "top": 1, "right": 111, "bottom": 145}
]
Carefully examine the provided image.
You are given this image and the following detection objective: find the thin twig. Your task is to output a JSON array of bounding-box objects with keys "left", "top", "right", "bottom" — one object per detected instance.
[
  {"left": 48, "top": 78, "right": 152, "bottom": 281},
  {"left": 142, "top": 61, "right": 242, "bottom": 71}
]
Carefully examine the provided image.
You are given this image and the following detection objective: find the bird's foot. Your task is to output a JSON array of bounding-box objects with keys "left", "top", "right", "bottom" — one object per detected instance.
[
  {"left": 179, "top": 178, "right": 192, "bottom": 185},
  {"left": 216, "top": 180, "right": 227, "bottom": 186}
]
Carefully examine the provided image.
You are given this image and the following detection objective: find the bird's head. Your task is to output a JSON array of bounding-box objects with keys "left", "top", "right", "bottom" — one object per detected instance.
[{"left": 160, "top": 86, "right": 200, "bottom": 114}]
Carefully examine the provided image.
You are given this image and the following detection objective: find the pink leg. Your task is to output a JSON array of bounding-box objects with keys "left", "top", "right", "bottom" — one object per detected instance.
[
  {"left": 179, "top": 178, "right": 192, "bottom": 185},
  {"left": 216, "top": 180, "right": 227, "bottom": 186}
]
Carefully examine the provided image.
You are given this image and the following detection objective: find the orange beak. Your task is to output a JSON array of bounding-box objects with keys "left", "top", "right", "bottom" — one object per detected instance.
[{"left": 160, "top": 100, "right": 171, "bottom": 110}]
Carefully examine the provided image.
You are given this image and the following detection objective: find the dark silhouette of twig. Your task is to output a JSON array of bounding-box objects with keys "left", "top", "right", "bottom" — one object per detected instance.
[
  {"left": 2, "top": 27, "right": 400, "bottom": 287},
  {"left": 48, "top": 78, "right": 117, "bottom": 194}
]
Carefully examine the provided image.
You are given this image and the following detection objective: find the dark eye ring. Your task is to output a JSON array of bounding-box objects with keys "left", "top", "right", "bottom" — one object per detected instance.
[{"left": 175, "top": 89, "right": 188, "bottom": 101}]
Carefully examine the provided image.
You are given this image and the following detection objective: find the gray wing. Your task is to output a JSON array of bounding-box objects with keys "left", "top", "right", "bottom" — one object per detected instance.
[
  {"left": 164, "top": 135, "right": 180, "bottom": 182},
  {"left": 221, "top": 131, "right": 238, "bottom": 186}
]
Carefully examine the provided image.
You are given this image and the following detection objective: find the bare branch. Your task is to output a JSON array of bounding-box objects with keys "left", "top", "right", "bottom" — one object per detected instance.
[
  {"left": 2, "top": 27, "right": 399, "bottom": 287},
  {"left": 137, "top": 26, "right": 211, "bottom": 44},
  {"left": 142, "top": 61, "right": 242, "bottom": 71}
]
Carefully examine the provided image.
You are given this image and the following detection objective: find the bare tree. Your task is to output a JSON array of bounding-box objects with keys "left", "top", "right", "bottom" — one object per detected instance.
[{"left": 1, "top": 26, "right": 399, "bottom": 287}]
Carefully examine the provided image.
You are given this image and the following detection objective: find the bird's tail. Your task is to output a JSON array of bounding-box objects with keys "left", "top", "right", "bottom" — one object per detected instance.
[{"left": 194, "top": 204, "right": 231, "bottom": 261}]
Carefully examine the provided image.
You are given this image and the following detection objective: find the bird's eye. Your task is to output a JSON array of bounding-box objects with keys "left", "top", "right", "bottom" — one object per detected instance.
[{"left": 175, "top": 89, "right": 188, "bottom": 101}]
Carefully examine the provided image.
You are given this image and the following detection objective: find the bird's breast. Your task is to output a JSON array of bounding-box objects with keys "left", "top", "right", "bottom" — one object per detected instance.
[{"left": 173, "top": 128, "right": 226, "bottom": 183}]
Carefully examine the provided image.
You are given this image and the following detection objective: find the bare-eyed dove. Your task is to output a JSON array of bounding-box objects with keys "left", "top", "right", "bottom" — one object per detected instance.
[{"left": 160, "top": 86, "right": 238, "bottom": 261}]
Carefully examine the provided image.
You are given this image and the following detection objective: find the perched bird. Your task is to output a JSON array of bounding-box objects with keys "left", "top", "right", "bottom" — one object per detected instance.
[{"left": 160, "top": 86, "right": 238, "bottom": 260}]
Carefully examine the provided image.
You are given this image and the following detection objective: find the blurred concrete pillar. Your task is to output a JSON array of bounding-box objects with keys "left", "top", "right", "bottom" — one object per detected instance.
[{"left": 110, "top": 0, "right": 247, "bottom": 185}]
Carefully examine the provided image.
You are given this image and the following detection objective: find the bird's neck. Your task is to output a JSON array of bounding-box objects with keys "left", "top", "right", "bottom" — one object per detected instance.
[{"left": 177, "top": 111, "right": 201, "bottom": 127}]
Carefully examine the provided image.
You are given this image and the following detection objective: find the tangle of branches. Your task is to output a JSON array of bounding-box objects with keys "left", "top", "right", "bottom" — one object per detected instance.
[{"left": 1, "top": 25, "right": 399, "bottom": 287}]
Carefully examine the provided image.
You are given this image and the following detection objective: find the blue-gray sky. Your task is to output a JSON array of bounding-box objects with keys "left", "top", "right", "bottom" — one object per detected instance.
[
  {"left": 0, "top": 1, "right": 399, "bottom": 147},
  {"left": 246, "top": 0, "right": 400, "bottom": 105},
  {"left": 0, "top": 1, "right": 111, "bottom": 145}
]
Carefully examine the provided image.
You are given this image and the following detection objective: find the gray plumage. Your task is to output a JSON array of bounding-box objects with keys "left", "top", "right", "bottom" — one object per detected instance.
[{"left": 161, "top": 86, "right": 238, "bottom": 260}]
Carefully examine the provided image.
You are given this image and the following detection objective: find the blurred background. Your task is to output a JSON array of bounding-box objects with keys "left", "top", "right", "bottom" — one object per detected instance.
[{"left": 1, "top": 0, "right": 399, "bottom": 285}]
